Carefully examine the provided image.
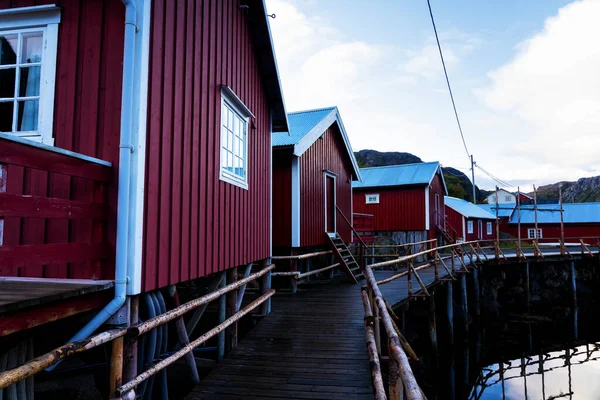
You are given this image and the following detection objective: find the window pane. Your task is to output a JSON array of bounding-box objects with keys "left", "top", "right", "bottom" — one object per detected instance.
[
  {"left": 0, "top": 35, "right": 18, "bottom": 65},
  {"left": 0, "top": 101, "right": 13, "bottom": 131},
  {"left": 19, "top": 66, "right": 41, "bottom": 97},
  {"left": 0, "top": 67, "right": 16, "bottom": 98},
  {"left": 17, "top": 99, "right": 39, "bottom": 131},
  {"left": 236, "top": 138, "right": 243, "bottom": 158},
  {"left": 227, "top": 107, "right": 233, "bottom": 130},
  {"left": 228, "top": 131, "right": 233, "bottom": 152},
  {"left": 21, "top": 32, "right": 43, "bottom": 64}
]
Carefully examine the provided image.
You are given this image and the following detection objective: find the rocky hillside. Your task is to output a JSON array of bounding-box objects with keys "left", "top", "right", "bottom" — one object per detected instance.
[
  {"left": 534, "top": 176, "right": 600, "bottom": 203},
  {"left": 354, "top": 149, "right": 490, "bottom": 202}
]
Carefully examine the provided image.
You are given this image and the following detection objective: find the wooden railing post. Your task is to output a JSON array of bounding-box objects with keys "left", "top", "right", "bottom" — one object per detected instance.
[
  {"left": 407, "top": 261, "right": 413, "bottom": 298},
  {"left": 290, "top": 258, "right": 298, "bottom": 294},
  {"left": 388, "top": 355, "right": 402, "bottom": 400},
  {"left": 433, "top": 249, "right": 439, "bottom": 281}
]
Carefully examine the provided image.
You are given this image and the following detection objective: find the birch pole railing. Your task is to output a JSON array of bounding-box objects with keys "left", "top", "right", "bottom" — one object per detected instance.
[{"left": 0, "top": 264, "right": 276, "bottom": 399}]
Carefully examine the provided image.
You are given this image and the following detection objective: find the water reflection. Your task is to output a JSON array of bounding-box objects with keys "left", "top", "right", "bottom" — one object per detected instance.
[{"left": 471, "top": 344, "right": 600, "bottom": 399}]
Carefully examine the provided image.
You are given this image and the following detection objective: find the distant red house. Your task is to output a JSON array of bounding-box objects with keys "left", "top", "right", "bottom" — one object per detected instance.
[
  {"left": 0, "top": 0, "right": 287, "bottom": 347},
  {"left": 445, "top": 197, "right": 496, "bottom": 242},
  {"left": 272, "top": 107, "right": 361, "bottom": 252},
  {"left": 352, "top": 162, "right": 447, "bottom": 244}
]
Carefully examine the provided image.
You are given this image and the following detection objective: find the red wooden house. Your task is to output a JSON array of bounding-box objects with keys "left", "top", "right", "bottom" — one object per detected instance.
[
  {"left": 352, "top": 162, "right": 447, "bottom": 244},
  {"left": 0, "top": 0, "right": 286, "bottom": 394},
  {"left": 505, "top": 202, "right": 600, "bottom": 242},
  {"left": 272, "top": 106, "right": 361, "bottom": 252},
  {"left": 444, "top": 196, "right": 496, "bottom": 242}
]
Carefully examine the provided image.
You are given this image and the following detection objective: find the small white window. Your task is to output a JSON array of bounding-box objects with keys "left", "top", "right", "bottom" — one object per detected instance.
[
  {"left": 486, "top": 222, "right": 492, "bottom": 235},
  {"left": 365, "top": 194, "right": 379, "bottom": 204},
  {"left": 467, "top": 220, "right": 473, "bottom": 234},
  {"left": 505, "top": 195, "right": 512, "bottom": 202},
  {"left": 528, "top": 228, "right": 542, "bottom": 239},
  {"left": 220, "top": 86, "right": 253, "bottom": 190},
  {"left": 0, "top": 6, "right": 61, "bottom": 145}
]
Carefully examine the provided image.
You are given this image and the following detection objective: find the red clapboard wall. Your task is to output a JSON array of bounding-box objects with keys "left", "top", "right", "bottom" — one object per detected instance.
[
  {"left": 505, "top": 224, "right": 600, "bottom": 242},
  {"left": 428, "top": 174, "right": 445, "bottom": 239},
  {"left": 142, "top": 0, "right": 271, "bottom": 291},
  {"left": 353, "top": 187, "right": 427, "bottom": 232},
  {"left": 272, "top": 148, "right": 292, "bottom": 249},
  {"left": 0, "top": 0, "right": 123, "bottom": 280},
  {"left": 300, "top": 123, "right": 353, "bottom": 247}
]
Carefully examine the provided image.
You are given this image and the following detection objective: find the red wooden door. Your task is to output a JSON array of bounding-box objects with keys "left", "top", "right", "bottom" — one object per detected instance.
[{"left": 325, "top": 175, "right": 336, "bottom": 233}]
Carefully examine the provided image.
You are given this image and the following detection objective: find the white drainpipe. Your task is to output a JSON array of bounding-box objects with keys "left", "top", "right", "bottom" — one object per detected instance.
[{"left": 47, "top": 0, "right": 137, "bottom": 369}]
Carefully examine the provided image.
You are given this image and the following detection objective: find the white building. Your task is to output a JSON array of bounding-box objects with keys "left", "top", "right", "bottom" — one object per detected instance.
[{"left": 486, "top": 188, "right": 516, "bottom": 204}]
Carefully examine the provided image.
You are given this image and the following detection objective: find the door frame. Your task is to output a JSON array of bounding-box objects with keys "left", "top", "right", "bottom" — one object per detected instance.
[
  {"left": 324, "top": 172, "right": 337, "bottom": 237},
  {"left": 477, "top": 220, "right": 483, "bottom": 240}
]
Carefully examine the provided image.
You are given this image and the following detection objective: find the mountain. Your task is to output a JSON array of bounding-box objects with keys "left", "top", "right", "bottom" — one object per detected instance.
[
  {"left": 354, "top": 149, "right": 490, "bottom": 202},
  {"left": 533, "top": 176, "right": 600, "bottom": 203}
]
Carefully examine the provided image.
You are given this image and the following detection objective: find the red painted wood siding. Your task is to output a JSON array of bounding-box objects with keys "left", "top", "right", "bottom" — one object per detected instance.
[
  {"left": 464, "top": 218, "right": 495, "bottom": 241},
  {"left": 353, "top": 186, "right": 426, "bottom": 232},
  {"left": 444, "top": 205, "right": 464, "bottom": 241},
  {"left": 505, "top": 224, "right": 600, "bottom": 242},
  {"left": 300, "top": 123, "right": 353, "bottom": 246},
  {"left": 272, "top": 148, "right": 292, "bottom": 249},
  {"left": 0, "top": 0, "right": 123, "bottom": 280},
  {"left": 142, "top": 0, "right": 271, "bottom": 291},
  {"left": 428, "top": 173, "right": 445, "bottom": 239}
]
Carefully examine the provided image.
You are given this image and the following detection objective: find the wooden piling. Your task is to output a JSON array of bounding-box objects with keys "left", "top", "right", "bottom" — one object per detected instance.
[
  {"left": 125, "top": 295, "right": 139, "bottom": 383},
  {"left": 290, "top": 258, "right": 298, "bottom": 293},
  {"left": 429, "top": 295, "right": 438, "bottom": 355},
  {"left": 259, "top": 258, "right": 272, "bottom": 315},
  {"left": 460, "top": 273, "right": 468, "bottom": 332},
  {"left": 109, "top": 336, "right": 124, "bottom": 399},
  {"left": 226, "top": 267, "right": 238, "bottom": 352},
  {"left": 447, "top": 281, "right": 454, "bottom": 345},
  {"left": 525, "top": 262, "right": 530, "bottom": 305},
  {"left": 217, "top": 276, "right": 226, "bottom": 361},
  {"left": 570, "top": 260, "right": 577, "bottom": 307},
  {"left": 472, "top": 267, "right": 480, "bottom": 317}
]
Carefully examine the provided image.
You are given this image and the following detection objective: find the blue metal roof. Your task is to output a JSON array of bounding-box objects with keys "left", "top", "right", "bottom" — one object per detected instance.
[
  {"left": 445, "top": 197, "right": 496, "bottom": 219},
  {"left": 352, "top": 162, "right": 441, "bottom": 189},
  {"left": 272, "top": 107, "right": 336, "bottom": 147},
  {"left": 478, "top": 203, "right": 515, "bottom": 218},
  {"left": 508, "top": 202, "right": 600, "bottom": 224}
]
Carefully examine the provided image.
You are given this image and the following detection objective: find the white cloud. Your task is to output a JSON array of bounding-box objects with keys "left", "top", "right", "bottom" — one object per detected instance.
[{"left": 483, "top": 0, "right": 600, "bottom": 170}]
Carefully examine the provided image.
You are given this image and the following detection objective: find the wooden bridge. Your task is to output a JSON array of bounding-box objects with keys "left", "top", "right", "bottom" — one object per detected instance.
[{"left": 1, "top": 237, "right": 598, "bottom": 400}]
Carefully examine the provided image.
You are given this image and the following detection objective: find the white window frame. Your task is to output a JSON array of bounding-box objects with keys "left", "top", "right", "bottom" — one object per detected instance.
[
  {"left": 0, "top": 5, "right": 61, "bottom": 145},
  {"left": 528, "top": 228, "right": 542, "bottom": 239},
  {"left": 505, "top": 195, "right": 512, "bottom": 202},
  {"left": 219, "top": 86, "right": 254, "bottom": 190},
  {"left": 365, "top": 193, "right": 379, "bottom": 204},
  {"left": 486, "top": 221, "right": 492, "bottom": 235},
  {"left": 467, "top": 220, "right": 474, "bottom": 234}
]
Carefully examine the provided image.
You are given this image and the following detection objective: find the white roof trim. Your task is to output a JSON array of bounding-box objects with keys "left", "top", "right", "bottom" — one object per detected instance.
[
  {"left": 292, "top": 107, "right": 362, "bottom": 181},
  {"left": 0, "top": 5, "right": 61, "bottom": 30}
]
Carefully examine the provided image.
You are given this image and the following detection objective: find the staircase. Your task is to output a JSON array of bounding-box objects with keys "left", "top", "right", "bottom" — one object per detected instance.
[
  {"left": 326, "top": 233, "right": 364, "bottom": 283},
  {"left": 438, "top": 225, "right": 454, "bottom": 245}
]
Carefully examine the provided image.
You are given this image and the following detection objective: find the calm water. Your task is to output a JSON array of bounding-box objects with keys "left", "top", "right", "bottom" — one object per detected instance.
[{"left": 413, "top": 260, "right": 600, "bottom": 400}]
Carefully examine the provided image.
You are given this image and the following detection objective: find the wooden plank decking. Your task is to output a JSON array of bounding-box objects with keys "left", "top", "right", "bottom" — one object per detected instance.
[
  {"left": 0, "top": 277, "right": 114, "bottom": 314},
  {"left": 186, "top": 279, "right": 374, "bottom": 400}
]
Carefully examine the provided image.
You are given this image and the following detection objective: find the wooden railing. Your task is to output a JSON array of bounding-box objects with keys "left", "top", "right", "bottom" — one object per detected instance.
[
  {"left": 0, "top": 134, "right": 113, "bottom": 279},
  {"left": 360, "top": 237, "right": 600, "bottom": 399},
  {"left": 0, "top": 264, "right": 275, "bottom": 399}
]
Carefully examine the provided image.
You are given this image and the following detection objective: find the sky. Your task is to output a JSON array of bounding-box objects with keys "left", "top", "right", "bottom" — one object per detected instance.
[{"left": 265, "top": 0, "right": 600, "bottom": 191}]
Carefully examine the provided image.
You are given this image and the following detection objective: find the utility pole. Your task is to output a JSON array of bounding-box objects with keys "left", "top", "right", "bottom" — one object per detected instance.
[
  {"left": 471, "top": 155, "right": 476, "bottom": 204},
  {"left": 559, "top": 185, "right": 565, "bottom": 255}
]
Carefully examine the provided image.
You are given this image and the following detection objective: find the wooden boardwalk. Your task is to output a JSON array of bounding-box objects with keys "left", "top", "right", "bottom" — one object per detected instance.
[{"left": 186, "top": 279, "right": 374, "bottom": 400}]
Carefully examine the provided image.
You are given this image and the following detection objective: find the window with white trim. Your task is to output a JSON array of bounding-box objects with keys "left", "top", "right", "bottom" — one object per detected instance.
[
  {"left": 220, "top": 87, "right": 253, "bottom": 190},
  {"left": 528, "top": 228, "right": 542, "bottom": 239},
  {"left": 0, "top": 6, "right": 60, "bottom": 144},
  {"left": 365, "top": 194, "right": 379, "bottom": 204},
  {"left": 505, "top": 195, "right": 512, "bottom": 202},
  {"left": 486, "top": 222, "right": 492, "bottom": 235},
  {"left": 467, "top": 220, "right": 473, "bottom": 234}
]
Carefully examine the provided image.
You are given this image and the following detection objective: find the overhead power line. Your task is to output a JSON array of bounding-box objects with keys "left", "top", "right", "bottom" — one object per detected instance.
[
  {"left": 426, "top": 0, "right": 470, "bottom": 161},
  {"left": 475, "top": 164, "right": 515, "bottom": 189}
]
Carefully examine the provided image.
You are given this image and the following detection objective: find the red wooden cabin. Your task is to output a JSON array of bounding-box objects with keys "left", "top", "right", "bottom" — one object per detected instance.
[
  {"left": 352, "top": 162, "right": 447, "bottom": 244},
  {"left": 272, "top": 107, "right": 361, "bottom": 253},
  {"left": 505, "top": 202, "right": 600, "bottom": 242},
  {"left": 0, "top": 0, "right": 287, "bottom": 383},
  {"left": 444, "top": 196, "right": 496, "bottom": 242}
]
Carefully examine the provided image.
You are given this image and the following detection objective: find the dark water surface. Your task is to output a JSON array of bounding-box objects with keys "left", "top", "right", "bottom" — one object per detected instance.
[{"left": 410, "top": 259, "right": 600, "bottom": 400}]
